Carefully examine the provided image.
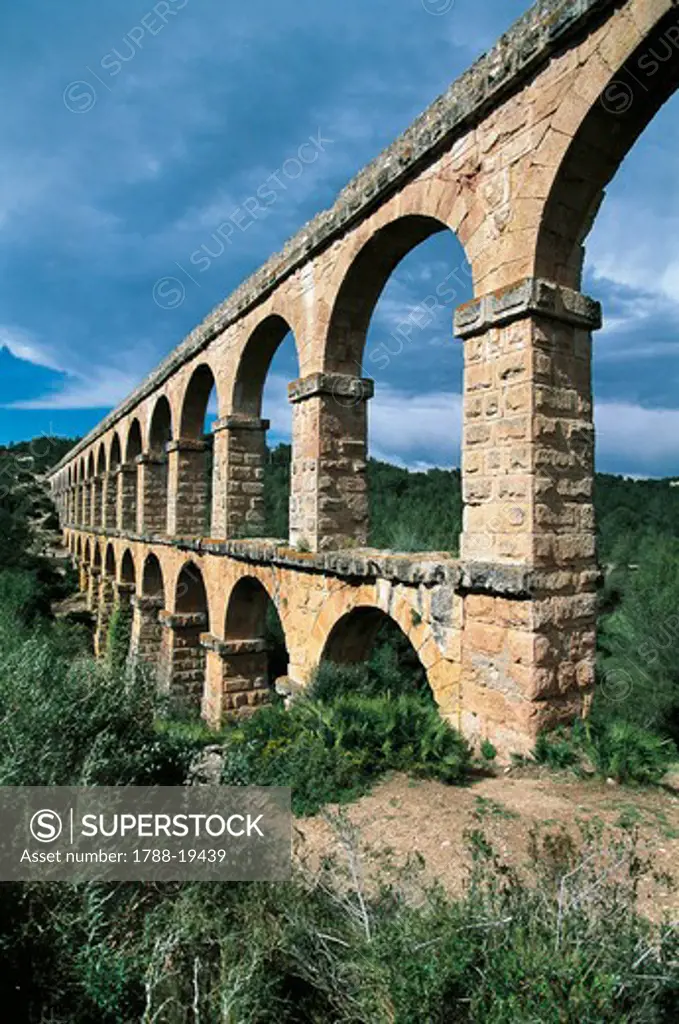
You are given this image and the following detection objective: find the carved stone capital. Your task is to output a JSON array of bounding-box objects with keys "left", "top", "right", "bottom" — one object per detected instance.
[
  {"left": 454, "top": 278, "right": 602, "bottom": 338},
  {"left": 288, "top": 373, "right": 375, "bottom": 404}
]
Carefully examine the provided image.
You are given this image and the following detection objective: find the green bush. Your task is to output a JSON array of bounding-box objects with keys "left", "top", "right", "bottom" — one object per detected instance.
[
  {"left": 32, "top": 827, "right": 679, "bottom": 1024},
  {"left": 0, "top": 594, "right": 200, "bottom": 787},
  {"left": 222, "top": 692, "right": 470, "bottom": 814},
  {"left": 588, "top": 720, "right": 676, "bottom": 785},
  {"left": 534, "top": 719, "right": 676, "bottom": 786}
]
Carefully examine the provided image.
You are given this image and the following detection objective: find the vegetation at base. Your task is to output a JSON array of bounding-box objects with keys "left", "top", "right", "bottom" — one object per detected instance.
[
  {"left": 221, "top": 689, "right": 471, "bottom": 816},
  {"left": 0, "top": 577, "right": 200, "bottom": 787},
  {"left": 534, "top": 532, "right": 679, "bottom": 784}
]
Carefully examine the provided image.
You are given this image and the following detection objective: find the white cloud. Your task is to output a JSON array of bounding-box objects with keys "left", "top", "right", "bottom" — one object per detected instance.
[
  {"left": 0, "top": 325, "right": 65, "bottom": 373},
  {"left": 596, "top": 401, "right": 679, "bottom": 467},
  {"left": 6, "top": 367, "right": 140, "bottom": 410}
]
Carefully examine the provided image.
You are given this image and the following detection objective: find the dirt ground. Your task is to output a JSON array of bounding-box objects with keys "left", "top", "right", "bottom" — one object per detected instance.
[{"left": 295, "top": 768, "right": 679, "bottom": 921}]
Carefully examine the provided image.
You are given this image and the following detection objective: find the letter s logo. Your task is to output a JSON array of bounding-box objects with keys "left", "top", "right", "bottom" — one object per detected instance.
[{"left": 30, "top": 809, "right": 63, "bottom": 843}]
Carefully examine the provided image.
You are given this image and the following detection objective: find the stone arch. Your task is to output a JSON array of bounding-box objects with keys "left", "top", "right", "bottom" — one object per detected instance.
[
  {"left": 149, "top": 394, "right": 173, "bottom": 450},
  {"left": 293, "top": 212, "right": 465, "bottom": 552},
  {"left": 141, "top": 395, "right": 173, "bottom": 534},
  {"left": 125, "top": 419, "right": 143, "bottom": 462},
  {"left": 120, "top": 548, "right": 135, "bottom": 586},
  {"left": 175, "top": 560, "right": 210, "bottom": 621},
  {"left": 179, "top": 364, "right": 218, "bottom": 438},
  {"left": 109, "top": 433, "right": 122, "bottom": 471},
  {"left": 164, "top": 561, "right": 210, "bottom": 712},
  {"left": 104, "top": 542, "right": 115, "bottom": 577},
  {"left": 105, "top": 433, "right": 122, "bottom": 529},
  {"left": 232, "top": 314, "right": 296, "bottom": 417},
  {"left": 319, "top": 604, "right": 433, "bottom": 700},
  {"left": 121, "top": 419, "right": 142, "bottom": 532},
  {"left": 130, "top": 553, "right": 166, "bottom": 673},
  {"left": 226, "top": 575, "right": 288, "bottom": 683},
  {"left": 142, "top": 552, "right": 165, "bottom": 601},
  {"left": 534, "top": 10, "right": 679, "bottom": 290},
  {"left": 324, "top": 213, "right": 457, "bottom": 374},
  {"left": 322, "top": 606, "right": 389, "bottom": 664},
  {"left": 216, "top": 314, "right": 300, "bottom": 540},
  {"left": 94, "top": 444, "right": 107, "bottom": 527},
  {"left": 172, "top": 366, "right": 218, "bottom": 536}
]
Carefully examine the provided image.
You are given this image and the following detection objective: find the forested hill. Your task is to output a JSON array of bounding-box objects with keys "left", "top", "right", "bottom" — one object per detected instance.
[
  {"left": 0, "top": 436, "right": 79, "bottom": 476},
  {"left": 266, "top": 445, "right": 679, "bottom": 562},
  {"left": 2, "top": 436, "right": 678, "bottom": 565}
]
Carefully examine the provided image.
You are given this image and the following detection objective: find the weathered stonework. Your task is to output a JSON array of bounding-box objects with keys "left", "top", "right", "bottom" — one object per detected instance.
[{"left": 50, "top": 0, "right": 679, "bottom": 758}]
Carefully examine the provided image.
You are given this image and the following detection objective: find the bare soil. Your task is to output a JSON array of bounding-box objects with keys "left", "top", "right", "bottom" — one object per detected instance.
[{"left": 296, "top": 768, "right": 679, "bottom": 921}]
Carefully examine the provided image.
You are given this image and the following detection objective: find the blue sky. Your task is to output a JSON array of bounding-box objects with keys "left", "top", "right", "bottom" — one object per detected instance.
[{"left": 1, "top": 0, "right": 678, "bottom": 477}]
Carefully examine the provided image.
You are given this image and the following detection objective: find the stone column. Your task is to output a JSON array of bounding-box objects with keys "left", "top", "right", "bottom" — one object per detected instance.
[
  {"left": 157, "top": 611, "right": 208, "bottom": 711},
  {"left": 94, "top": 569, "right": 117, "bottom": 657},
  {"left": 130, "top": 596, "right": 164, "bottom": 670},
  {"left": 116, "top": 463, "right": 138, "bottom": 533},
  {"left": 211, "top": 416, "right": 270, "bottom": 539},
  {"left": 201, "top": 634, "right": 271, "bottom": 727},
  {"left": 87, "top": 566, "right": 101, "bottom": 614},
  {"left": 102, "top": 473, "right": 117, "bottom": 530},
  {"left": 454, "top": 278, "right": 601, "bottom": 757},
  {"left": 288, "top": 373, "right": 374, "bottom": 552},
  {"left": 137, "top": 452, "right": 168, "bottom": 535},
  {"left": 166, "top": 439, "right": 211, "bottom": 537},
  {"left": 76, "top": 557, "right": 88, "bottom": 594},
  {"left": 90, "top": 478, "right": 101, "bottom": 527},
  {"left": 82, "top": 482, "right": 91, "bottom": 527}
]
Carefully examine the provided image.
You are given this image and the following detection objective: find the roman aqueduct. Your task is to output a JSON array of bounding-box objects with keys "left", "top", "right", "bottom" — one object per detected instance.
[{"left": 48, "top": 0, "right": 679, "bottom": 755}]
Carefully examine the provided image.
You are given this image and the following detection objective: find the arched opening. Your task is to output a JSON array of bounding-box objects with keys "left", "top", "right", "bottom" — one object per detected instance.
[
  {"left": 169, "top": 562, "right": 210, "bottom": 712},
  {"left": 109, "top": 548, "right": 135, "bottom": 670},
  {"left": 309, "top": 214, "right": 468, "bottom": 553},
  {"left": 536, "top": 16, "right": 679, "bottom": 291},
  {"left": 85, "top": 452, "right": 95, "bottom": 527},
  {"left": 223, "top": 315, "right": 300, "bottom": 540},
  {"left": 142, "top": 553, "right": 165, "bottom": 601},
  {"left": 143, "top": 395, "right": 172, "bottom": 534},
  {"left": 122, "top": 420, "right": 142, "bottom": 532},
  {"left": 104, "top": 543, "right": 115, "bottom": 578},
  {"left": 174, "top": 365, "right": 218, "bottom": 536},
  {"left": 88, "top": 540, "right": 102, "bottom": 614},
  {"left": 120, "top": 549, "right": 135, "bottom": 586},
  {"left": 224, "top": 576, "right": 289, "bottom": 699},
  {"left": 107, "top": 434, "right": 122, "bottom": 529},
  {"left": 95, "top": 444, "right": 106, "bottom": 528},
  {"left": 321, "top": 606, "right": 430, "bottom": 700}
]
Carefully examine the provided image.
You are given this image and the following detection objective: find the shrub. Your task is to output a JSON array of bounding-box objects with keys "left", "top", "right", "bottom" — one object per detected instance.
[
  {"left": 588, "top": 720, "right": 676, "bottom": 785},
  {"left": 222, "top": 693, "right": 470, "bottom": 815},
  {"left": 0, "top": 602, "right": 199, "bottom": 787},
  {"left": 534, "top": 719, "right": 676, "bottom": 786}
]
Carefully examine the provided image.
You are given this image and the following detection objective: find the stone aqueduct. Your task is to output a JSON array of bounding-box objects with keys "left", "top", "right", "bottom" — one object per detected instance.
[{"left": 48, "top": 0, "right": 679, "bottom": 756}]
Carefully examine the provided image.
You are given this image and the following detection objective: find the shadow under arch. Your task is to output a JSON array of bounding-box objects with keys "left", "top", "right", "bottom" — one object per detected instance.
[
  {"left": 225, "top": 575, "right": 289, "bottom": 687},
  {"left": 320, "top": 605, "right": 429, "bottom": 698},
  {"left": 142, "top": 552, "right": 165, "bottom": 602},
  {"left": 166, "top": 561, "right": 210, "bottom": 713}
]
